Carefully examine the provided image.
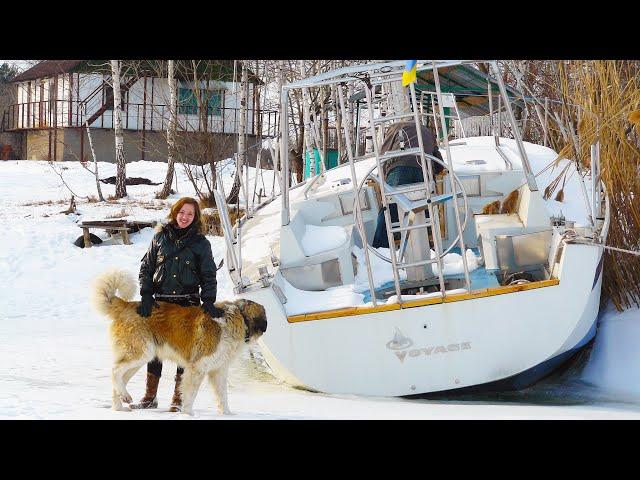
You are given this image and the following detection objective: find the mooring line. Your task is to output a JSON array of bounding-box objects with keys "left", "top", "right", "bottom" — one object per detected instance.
[{"left": 566, "top": 236, "right": 640, "bottom": 256}]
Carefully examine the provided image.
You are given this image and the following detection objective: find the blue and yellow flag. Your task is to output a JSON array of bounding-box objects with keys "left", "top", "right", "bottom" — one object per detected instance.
[{"left": 402, "top": 60, "right": 417, "bottom": 87}]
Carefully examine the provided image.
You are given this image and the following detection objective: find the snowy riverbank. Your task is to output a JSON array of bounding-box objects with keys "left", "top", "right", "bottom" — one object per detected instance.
[{"left": 1, "top": 151, "right": 639, "bottom": 419}]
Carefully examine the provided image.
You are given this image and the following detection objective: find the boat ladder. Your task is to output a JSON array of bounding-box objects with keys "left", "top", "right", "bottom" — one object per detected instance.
[{"left": 361, "top": 76, "right": 472, "bottom": 304}]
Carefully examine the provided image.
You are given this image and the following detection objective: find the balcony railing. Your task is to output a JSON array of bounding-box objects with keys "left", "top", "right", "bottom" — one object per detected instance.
[{"left": 2, "top": 100, "right": 279, "bottom": 138}]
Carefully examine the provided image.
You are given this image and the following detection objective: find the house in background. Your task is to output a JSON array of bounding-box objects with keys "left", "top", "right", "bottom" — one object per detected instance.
[{"left": 1, "top": 60, "right": 277, "bottom": 164}]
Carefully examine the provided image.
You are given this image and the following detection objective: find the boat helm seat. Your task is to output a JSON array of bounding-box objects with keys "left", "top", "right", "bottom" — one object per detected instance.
[
  {"left": 475, "top": 186, "right": 552, "bottom": 270},
  {"left": 279, "top": 210, "right": 355, "bottom": 291}
]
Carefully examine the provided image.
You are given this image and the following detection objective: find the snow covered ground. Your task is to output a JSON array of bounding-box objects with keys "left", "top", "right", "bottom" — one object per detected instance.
[{"left": 2, "top": 149, "right": 640, "bottom": 419}]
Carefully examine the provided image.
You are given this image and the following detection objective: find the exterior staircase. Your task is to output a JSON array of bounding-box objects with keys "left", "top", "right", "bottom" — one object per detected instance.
[{"left": 81, "top": 74, "right": 140, "bottom": 126}]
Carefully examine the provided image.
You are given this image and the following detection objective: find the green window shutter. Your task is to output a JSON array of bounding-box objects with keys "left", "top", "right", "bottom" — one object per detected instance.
[
  {"left": 178, "top": 87, "right": 223, "bottom": 115},
  {"left": 204, "top": 90, "right": 222, "bottom": 116},
  {"left": 178, "top": 87, "right": 197, "bottom": 115}
]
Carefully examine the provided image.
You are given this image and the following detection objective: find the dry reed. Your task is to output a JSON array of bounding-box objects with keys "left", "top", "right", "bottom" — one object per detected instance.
[
  {"left": 555, "top": 61, "right": 640, "bottom": 310},
  {"left": 201, "top": 207, "right": 245, "bottom": 236},
  {"left": 106, "top": 207, "right": 129, "bottom": 219}
]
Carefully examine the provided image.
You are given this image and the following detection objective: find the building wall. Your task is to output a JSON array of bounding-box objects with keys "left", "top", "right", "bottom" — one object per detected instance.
[
  {"left": 25, "top": 129, "right": 66, "bottom": 161},
  {"left": 0, "top": 132, "right": 25, "bottom": 159},
  {"left": 16, "top": 75, "right": 72, "bottom": 129},
  {"left": 60, "top": 128, "right": 152, "bottom": 163},
  {"left": 23, "top": 128, "right": 268, "bottom": 167},
  {"left": 14, "top": 73, "right": 260, "bottom": 135}
]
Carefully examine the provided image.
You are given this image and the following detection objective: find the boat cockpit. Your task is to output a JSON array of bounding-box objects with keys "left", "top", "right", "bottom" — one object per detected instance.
[{"left": 215, "top": 60, "right": 607, "bottom": 320}]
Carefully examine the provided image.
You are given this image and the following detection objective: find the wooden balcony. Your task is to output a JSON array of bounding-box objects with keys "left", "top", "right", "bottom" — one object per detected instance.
[{"left": 2, "top": 100, "right": 279, "bottom": 138}]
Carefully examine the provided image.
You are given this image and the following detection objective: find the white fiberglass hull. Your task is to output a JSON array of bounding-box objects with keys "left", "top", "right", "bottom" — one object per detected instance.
[{"left": 241, "top": 242, "right": 603, "bottom": 397}]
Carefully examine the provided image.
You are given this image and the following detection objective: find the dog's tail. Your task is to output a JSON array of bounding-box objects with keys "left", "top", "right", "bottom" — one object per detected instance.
[{"left": 91, "top": 269, "right": 137, "bottom": 318}]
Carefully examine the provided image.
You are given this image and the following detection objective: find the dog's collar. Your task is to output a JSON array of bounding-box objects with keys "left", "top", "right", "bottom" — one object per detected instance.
[{"left": 240, "top": 310, "right": 251, "bottom": 343}]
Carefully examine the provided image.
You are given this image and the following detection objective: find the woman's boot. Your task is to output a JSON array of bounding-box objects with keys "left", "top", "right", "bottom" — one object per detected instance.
[
  {"left": 130, "top": 372, "right": 160, "bottom": 409},
  {"left": 168, "top": 372, "right": 183, "bottom": 412}
]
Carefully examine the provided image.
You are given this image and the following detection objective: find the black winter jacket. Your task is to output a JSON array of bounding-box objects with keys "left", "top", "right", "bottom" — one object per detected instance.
[{"left": 139, "top": 223, "right": 217, "bottom": 305}]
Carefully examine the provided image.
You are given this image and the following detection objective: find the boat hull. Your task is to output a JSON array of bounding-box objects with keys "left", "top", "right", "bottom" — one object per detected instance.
[
  {"left": 408, "top": 320, "right": 597, "bottom": 397},
  {"left": 243, "top": 241, "right": 604, "bottom": 397}
]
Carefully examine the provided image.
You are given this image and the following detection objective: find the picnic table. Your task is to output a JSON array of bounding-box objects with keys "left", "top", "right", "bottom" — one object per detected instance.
[{"left": 78, "top": 219, "right": 156, "bottom": 248}]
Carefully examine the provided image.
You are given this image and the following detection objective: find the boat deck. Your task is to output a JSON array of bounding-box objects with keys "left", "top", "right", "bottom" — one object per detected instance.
[
  {"left": 361, "top": 248, "right": 500, "bottom": 303},
  {"left": 287, "top": 276, "right": 560, "bottom": 322}
]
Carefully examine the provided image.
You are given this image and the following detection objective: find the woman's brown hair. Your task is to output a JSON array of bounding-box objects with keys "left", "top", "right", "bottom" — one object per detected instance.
[{"left": 167, "top": 197, "right": 202, "bottom": 233}]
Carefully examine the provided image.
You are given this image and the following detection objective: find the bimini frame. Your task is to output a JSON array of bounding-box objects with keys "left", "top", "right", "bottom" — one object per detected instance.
[{"left": 278, "top": 60, "right": 539, "bottom": 305}]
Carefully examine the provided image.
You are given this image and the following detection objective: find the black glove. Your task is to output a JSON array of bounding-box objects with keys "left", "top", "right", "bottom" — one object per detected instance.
[
  {"left": 202, "top": 301, "right": 225, "bottom": 320},
  {"left": 137, "top": 294, "right": 155, "bottom": 317}
]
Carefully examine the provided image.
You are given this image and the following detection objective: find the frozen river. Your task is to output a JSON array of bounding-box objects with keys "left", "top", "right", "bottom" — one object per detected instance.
[{"left": 2, "top": 159, "right": 639, "bottom": 419}]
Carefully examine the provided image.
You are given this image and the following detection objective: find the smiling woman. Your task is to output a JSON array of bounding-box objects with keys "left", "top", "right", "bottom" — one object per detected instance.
[
  {"left": 176, "top": 202, "right": 196, "bottom": 229},
  {"left": 133, "top": 196, "right": 220, "bottom": 412},
  {"left": 169, "top": 197, "right": 202, "bottom": 232}
]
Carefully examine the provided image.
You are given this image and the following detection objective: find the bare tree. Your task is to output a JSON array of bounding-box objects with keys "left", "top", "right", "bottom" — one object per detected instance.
[
  {"left": 138, "top": 60, "right": 253, "bottom": 205},
  {"left": 226, "top": 62, "right": 248, "bottom": 204},
  {"left": 270, "top": 60, "right": 285, "bottom": 193},
  {"left": 83, "top": 107, "right": 105, "bottom": 201},
  {"left": 111, "top": 60, "right": 127, "bottom": 198},
  {"left": 158, "top": 59, "right": 177, "bottom": 198},
  {"left": 0, "top": 63, "right": 20, "bottom": 133},
  {"left": 299, "top": 60, "right": 316, "bottom": 178},
  {"left": 262, "top": 60, "right": 369, "bottom": 181},
  {"left": 332, "top": 82, "right": 344, "bottom": 163}
]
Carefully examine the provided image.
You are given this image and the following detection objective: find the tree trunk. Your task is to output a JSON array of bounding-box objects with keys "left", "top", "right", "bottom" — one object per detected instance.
[
  {"left": 299, "top": 60, "right": 317, "bottom": 178},
  {"left": 321, "top": 89, "right": 328, "bottom": 168},
  {"left": 84, "top": 111, "right": 105, "bottom": 202},
  {"left": 226, "top": 63, "right": 248, "bottom": 205},
  {"left": 388, "top": 79, "right": 410, "bottom": 115},
  {"left": 159, "top": 60, "right": 177, "bottom": 198},
  {"left": 111, "top": 60, "right": 127, "bottom": 198},
  {"left": 333, "top": 83, "right": 343, "bottom": 164},
  {"left": 242, "top": 65, "right": 250, "bottom": 210},
  {"left": 226, "top": 168, "right": 241, "bottom": 204},
  {"left": 255, "top": 60, "right": 262, "bottom": 139},
  {"left": 271, "top": 60, "right": 285, "bottom": 195}
]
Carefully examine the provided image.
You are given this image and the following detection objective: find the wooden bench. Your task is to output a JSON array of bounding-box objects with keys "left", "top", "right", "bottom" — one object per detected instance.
[{"left": 79, "top": 220, "right": 156, "bottom": 248}]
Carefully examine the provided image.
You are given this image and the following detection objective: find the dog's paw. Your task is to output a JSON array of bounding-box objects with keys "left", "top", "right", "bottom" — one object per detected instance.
[
  {"left": 119, "top": 393, "right": 133, "bottom": 404},
  {"left": 112, "top": 403, "right": 131, "bottom": 412},
  {"left": 217, "top": 407, "right": 232, "bottom": 416},
  {"left": 181, "top": 408, "right": 194, "bottom": 416}
]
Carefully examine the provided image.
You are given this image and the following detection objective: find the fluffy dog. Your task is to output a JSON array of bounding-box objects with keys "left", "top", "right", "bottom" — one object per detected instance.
[{"left": 91, "top": 269, "right": 267, "bottom": 415}]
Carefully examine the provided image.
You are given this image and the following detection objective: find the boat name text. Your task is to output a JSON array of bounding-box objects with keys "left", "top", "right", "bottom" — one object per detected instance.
[{"left": 394, "top": 342, "right": 472, "bottom": 363}]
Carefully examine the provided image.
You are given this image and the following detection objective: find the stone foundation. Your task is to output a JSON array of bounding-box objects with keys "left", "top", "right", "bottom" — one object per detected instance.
[{"left": 19, "top": 128, "right": 272, "bottom": 167}]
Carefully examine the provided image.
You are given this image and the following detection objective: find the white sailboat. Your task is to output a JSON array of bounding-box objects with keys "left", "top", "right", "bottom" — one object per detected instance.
[{"left": 214, "top": 60, "right": 609, "bottom": 396}]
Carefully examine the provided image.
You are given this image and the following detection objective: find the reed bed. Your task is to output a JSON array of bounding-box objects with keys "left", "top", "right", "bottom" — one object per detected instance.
[{"left": 554, "top": 61, "right": 640, "bottom": 310}]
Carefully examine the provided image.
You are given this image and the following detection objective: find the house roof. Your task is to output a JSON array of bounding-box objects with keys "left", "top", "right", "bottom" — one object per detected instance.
[
  {"left": 12, "top": 60, "right": 263, "bottom": 84},
  {"left": 12, "top": 60, "right": 85, "bottom": 82},
  {"left": 415, "top": 64, "right": 524, "bottom": 117}
]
